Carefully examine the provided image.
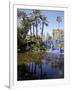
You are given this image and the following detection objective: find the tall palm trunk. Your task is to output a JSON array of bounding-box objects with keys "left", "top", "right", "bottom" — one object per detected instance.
[
  {"left": 41, "top": 22, "right": 44, "bottom": 36},
  {"left": 33, "top": 23, "right": 35, "bottom": 36},
  {"left": 58, "top": 22, "right": 60, "bottom": 30},
  {"left": 29, "top": 24, "right": 32, "bottom": 36},
  {"left": 36, "top": 20, "right": 38, "bottom": 36}
]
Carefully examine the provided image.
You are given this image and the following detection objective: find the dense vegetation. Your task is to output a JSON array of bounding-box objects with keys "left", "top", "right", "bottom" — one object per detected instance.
[{"left": 17, "top": 9, "right": 49, "bottom": 52}]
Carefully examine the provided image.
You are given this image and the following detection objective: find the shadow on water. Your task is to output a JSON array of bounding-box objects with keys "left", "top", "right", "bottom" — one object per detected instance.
[{"left": 17, "top": 53, "right": 64, "bottom": 81}]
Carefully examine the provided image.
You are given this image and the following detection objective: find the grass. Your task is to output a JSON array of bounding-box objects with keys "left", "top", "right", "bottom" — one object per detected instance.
[
  {"left": 17, "top": 51, "right": 47, "bottom": 65},
  {"left": 17, "top": 51, "right": 64, "bottom": 66}
]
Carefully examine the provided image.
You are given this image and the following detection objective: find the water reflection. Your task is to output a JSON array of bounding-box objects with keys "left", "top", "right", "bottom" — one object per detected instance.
[{"left": 17, "top": 53, "right": 64, "bottom": 80}]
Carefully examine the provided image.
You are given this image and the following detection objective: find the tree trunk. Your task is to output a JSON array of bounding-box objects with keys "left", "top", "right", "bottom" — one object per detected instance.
[
  {"left": 41, "top": 22, "right": 44, "bottom": 36},
  {"left": 33, "top": 23, "right": 35, "bottom": 36},
  {"left": 35, "top": 16, "right": 38, "bottom": 36},
  {"left": 30, "top": 24, "right": 32, "bottom": 36},
  {"left": 58, "top": 22, "right": 60, "bottom": 30}
]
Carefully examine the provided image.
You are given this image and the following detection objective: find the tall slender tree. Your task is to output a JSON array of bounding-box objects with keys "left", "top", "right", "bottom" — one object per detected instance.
[
  {"left": 56, "top": 16, "right": 62, "bottom": 29},
  {"left": 30, "top": 15, "right": 35, "bottom": 36},
  {"left": 39, "top": 15, "right": 48, "bottom": 36},
  {"left": 32, "top": 10, "right": 41, "bottom": 36},
  {"left": 32, "top": 22, "right": 35, "bottom": 35},
  {"left": 27, "top": 17, "right": 32, "bottom": 36},
  {"left": 17, "top": 9, "right": 29, "bottom": 35}
]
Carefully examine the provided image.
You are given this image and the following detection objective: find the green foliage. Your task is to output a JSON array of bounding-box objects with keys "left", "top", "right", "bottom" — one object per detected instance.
[
  {"left": 17, "top": 9, "right": 49, "bottom": 52},
  {"left": 60, "top": 42, "right": 64, "bottom": 48},
  {"left": 48, "top": 36, "right": 52, "bottom": 39},
  {"left": 17, "top": 51, "right": 46, "bottom": 65}
]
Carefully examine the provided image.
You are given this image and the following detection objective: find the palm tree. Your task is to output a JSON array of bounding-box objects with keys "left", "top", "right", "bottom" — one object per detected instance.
[
  {"left": 39, "top": 15, "right": 48, "bottom": 36},
  {"left": 17, "top": 9, "right": 29, "bottom": 35},
  {"left": 30, "top": 15, "right": 35, "bottom": 36},
  {"left": 17, "top": 10, "right": 29, "bottom": 41},
  {"left": 27, "top": 17, "right": 32, "bottom": 36},
  {"left": 17, "top": 9, "right": 23, "bottom": 18},
  {"left": 32, "top": 10, "right": 41, "bottom": 36},
  {"left": 56, "top": 16, "right": 62, "bottom": 29},
  {"left": 22, "top": 15, "right": 34, "bottom": 36},
  {"left": 32, "top": 22, "right": 35, "bottom": 36},
  {"left": 17, "top": 9, "right": 27, "bottom": 20}
]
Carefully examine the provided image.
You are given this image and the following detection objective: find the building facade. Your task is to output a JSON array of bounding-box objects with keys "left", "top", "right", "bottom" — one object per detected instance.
[{"left": 53, "top": 29, "right": 64, "bottom": 41}]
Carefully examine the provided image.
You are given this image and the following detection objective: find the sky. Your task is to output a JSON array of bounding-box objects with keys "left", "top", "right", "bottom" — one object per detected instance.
[{"left": 17, "top": 9, "right": 64, "bottom": 39}]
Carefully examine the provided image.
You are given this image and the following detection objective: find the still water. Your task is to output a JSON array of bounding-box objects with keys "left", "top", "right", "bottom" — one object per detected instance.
[{"left": 17, "top": 53, "right": 64, "bottom": 80}]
